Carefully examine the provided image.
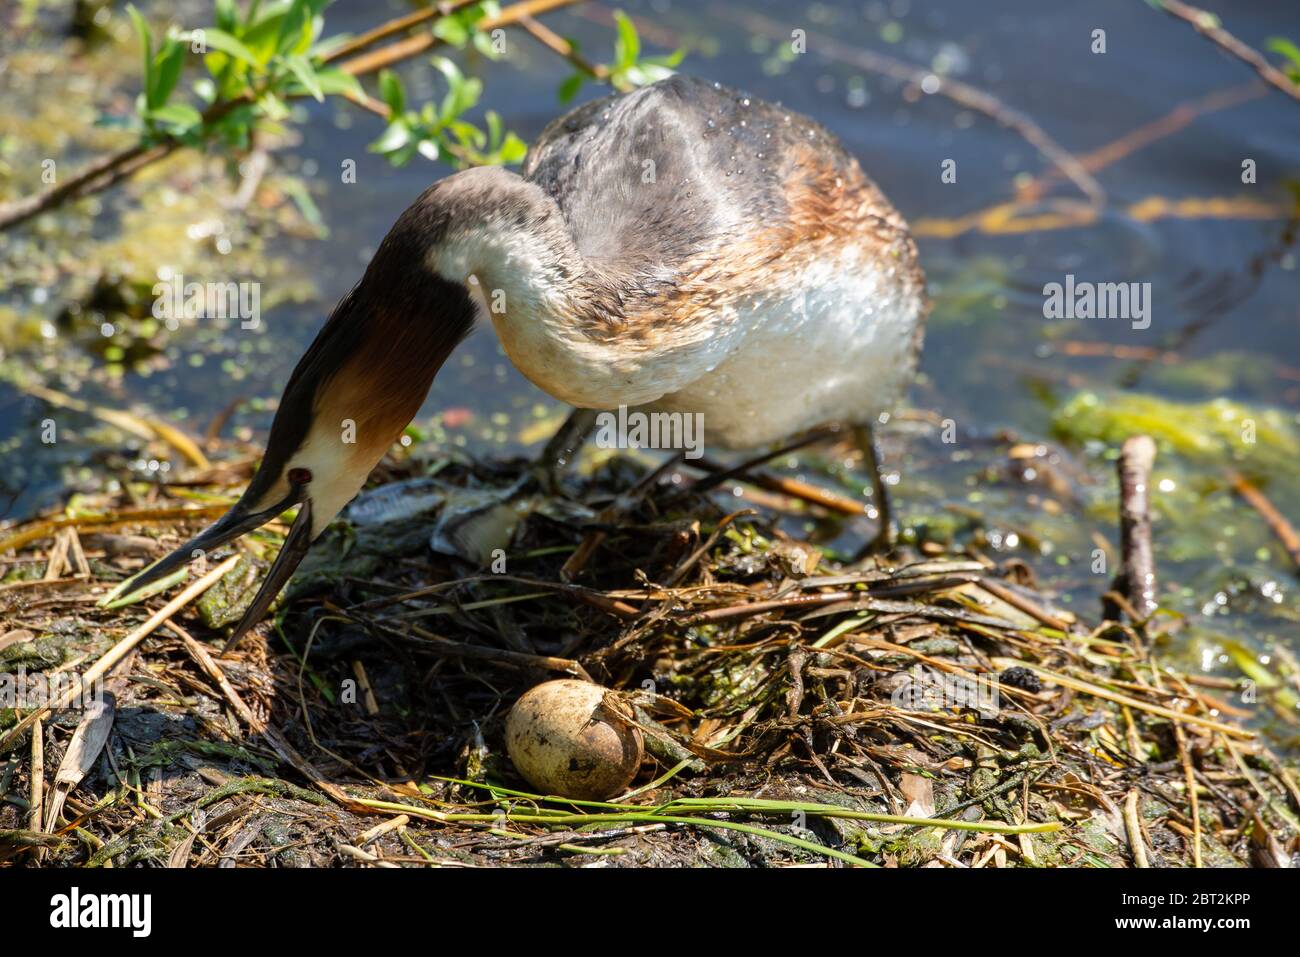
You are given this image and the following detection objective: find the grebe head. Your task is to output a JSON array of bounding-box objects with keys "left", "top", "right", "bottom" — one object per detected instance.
[{"left": 122, "top": 187, "right": 483, "bottom": 642}]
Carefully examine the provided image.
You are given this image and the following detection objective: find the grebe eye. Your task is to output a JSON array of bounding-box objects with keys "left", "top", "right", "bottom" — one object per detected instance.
[{"left": 288, "top": 467, "right": 313, "bottom": 485}]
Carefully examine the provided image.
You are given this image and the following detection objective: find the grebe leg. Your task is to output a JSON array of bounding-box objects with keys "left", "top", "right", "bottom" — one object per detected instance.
[
  {"left": 852, "top": 423, "right": 895, "bottom": 558},
  {"left": 530, "top": 407, "right": 599, "bottom": 493}
]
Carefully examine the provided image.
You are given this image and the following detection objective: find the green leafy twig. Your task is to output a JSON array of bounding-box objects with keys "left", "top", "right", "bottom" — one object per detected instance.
[
  {"left": 1150, "top": 1, "right": 1300, "bottom": 103},
  {"left": 368, "top": 59, "right": 525, "bottom": 167},
  {"left": 0, "top": 0, "right": 583, "bottom": 231},
  {"left": 558, "top": 10, "right": 684, "bottom": 103}
]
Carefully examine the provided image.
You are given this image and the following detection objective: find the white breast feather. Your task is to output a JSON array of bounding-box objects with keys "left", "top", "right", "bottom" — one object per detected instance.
[{"left": 438, "top": 229, "right": 922, "bottom": 449}]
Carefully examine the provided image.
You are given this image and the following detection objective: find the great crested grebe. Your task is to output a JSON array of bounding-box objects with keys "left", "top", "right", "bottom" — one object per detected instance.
[{"left": 122, "top": 75, "right": 928, "bottom": 643}]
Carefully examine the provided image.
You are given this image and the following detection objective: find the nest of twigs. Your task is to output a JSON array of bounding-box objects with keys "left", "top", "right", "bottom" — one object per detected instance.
[{"left": 1, "top": 445, "right": 1297, "bottom": 868}]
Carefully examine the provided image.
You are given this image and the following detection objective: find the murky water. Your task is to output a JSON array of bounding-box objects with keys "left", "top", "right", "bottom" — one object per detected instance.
[{"left": 2, "top": 1, "right": 1298, "bottom": 740}]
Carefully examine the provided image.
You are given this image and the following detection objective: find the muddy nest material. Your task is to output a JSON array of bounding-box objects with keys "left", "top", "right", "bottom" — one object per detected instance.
[{"left": 1, "top": 450, "right": 1297, "bottom": 868}]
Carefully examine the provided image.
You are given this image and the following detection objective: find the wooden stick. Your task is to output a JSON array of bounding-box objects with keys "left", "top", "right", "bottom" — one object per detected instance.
[
  {"left": 0, "top": 504, "right": 230, "bottom": 554},
  {"left": 1124, "top": 790, "right": 1150, "bottom": 868},
  {"left": 167, "top": 621, "right": 261, "bottom": 729},
  {"left": 28, "top": 718, "right": 46, "bottom": 862},
  {"left": 28, "top": 720, "right": 43, "bottom": 835},
  {"left": 1112, "top": 436, "right": 1158, "bottom": 619},
  {"left": 1171, "top": 704, "right": 1202, "bottom": 867},
  {"left": 679, "top": 427, "right": 843, "bottom": 498},
  {"left": 976, "top": 577, "right": 1071, "bottom": 633}
]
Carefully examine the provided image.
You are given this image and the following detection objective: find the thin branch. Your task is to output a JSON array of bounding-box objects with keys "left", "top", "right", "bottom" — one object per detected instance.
[
  {"left": 683, "top": 454, "right": 867, "bottom": 517},
  {"left": 320, "top": 0, "right": 478, "bottom": 65},
  {"left": 335, "top": 0, "right": 580, "bottom": 76},
  {"left": 1014, "top": 81, "right": 1265, "bottom": 204},
  {"left": 713, "top": 2, "right": 1105, "bottom": 208},
  {"left": 1228, "top": 469, "right": 1300, "bottom": 571},
  {"left": 1154, "top": 0, "right": 1300, "bottom": 104},
  {"left": 518, "top": 13, "right": 615, "bottom": 85},
  {"left": 0, "top": 142, "right": 172, "bottom": 232}
]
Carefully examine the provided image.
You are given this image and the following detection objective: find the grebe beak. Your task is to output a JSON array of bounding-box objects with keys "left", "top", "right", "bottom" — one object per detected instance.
[
  {"left": 118, "top": 475, "right": 314, "bottom": 647},
  {"left": 223, "top": 494, "right": 314, "bottom": 648}
]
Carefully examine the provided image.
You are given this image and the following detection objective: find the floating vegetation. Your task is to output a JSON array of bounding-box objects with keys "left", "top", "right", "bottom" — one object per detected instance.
[{"left": 1054, "top": 390, "right": 1300, "bottom": 473}]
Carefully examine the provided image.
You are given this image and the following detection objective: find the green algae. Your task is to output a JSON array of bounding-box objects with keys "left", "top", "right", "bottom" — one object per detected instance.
[{"left": 1053, "top": 390, "right": 1300, "bottom": 474}]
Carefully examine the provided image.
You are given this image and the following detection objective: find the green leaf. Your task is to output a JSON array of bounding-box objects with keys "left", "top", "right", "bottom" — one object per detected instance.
[
  {"left": 208, "top": 102, "right": 256, "bottom": 149},
  {"left": 308, "top": 32, "right": 353, "bottom": 60},
  {"left": 433, "top": 58, "right": 480, "bottom": 123},
  {"left": 149, "top": 38, "right": 186, "bottom": 110},
  {"left": 379, "top": 69, "right": 405, "bottom": 114},
  {"left": 557, "top": 72, "right": 585, "bottom": 103},
  {"left": 613, "top": 11, "right": 639, "bottom": 70},
  {"left": 257, "top": 91, "right": 290, "bottom": 121},
  {"left": 431, "top": 55, "right": 465, "bottom": 88},
  {"left": 385, "top": 138, "right": 425, "bottom": 167},
  {"left": 192, "top": 28, "right": 261, "bottom": 67},
  {"left": 433, "top": 0, "right": 498, "bottom": 49},
  {"left": 215, "top": 0, "right": 239, "bottom": 32},
  {"left": 369, "top": 120, "right": 412, "bottom": 154},
  {"left": 646, "top": 48, "right": 686, "bottom": 69},
  {"left": 297, "top": 2, "right": 332, "bottom": 53},
  {"left": 625, "top": 62, "right": 676, "bottom": 87},
  {"left": 284, "top": 54, "right": 323, "bottom": 101},
  {"left": 448, "top": 119, "right": 484, "bottom": 148},
  {"left": 281, "top": 178, "right": 326, "bottom": 235},
  {"left": 146, "top": 103, "right": 204, "bottom": 129},
  {"left": 242, "top": 11, "right": 289, "bottom": 65},
  {"left": 433, "top": 16, "right": 470, "bottom": 47},
  {"left": 496, "top": 132, "right": 527, "bottom": 165},
  {"left": 458, "top": 77, "right": 483, "bottom": 115},
  {"left": 472, "top": 30, "right": 503, "bottom": 60},
  {"left": 126, "top": 6, "right": 154, "bottom": 110},
  {"left": 313, "top": 67, "right": 363, "bottom": 98},
  {"left": 276, "top": 0, "right": 311, "bottom": 57},
  {"left": 1267, "top": 37, "right": 1300, "bottom": 70}
]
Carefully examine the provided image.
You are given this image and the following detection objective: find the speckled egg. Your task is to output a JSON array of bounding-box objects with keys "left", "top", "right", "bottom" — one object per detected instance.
[{"left": 505, "top": 680, "right": 644, "bottom": 800}]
